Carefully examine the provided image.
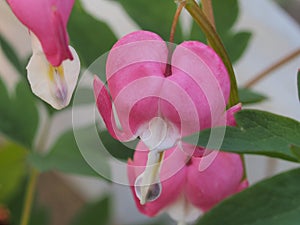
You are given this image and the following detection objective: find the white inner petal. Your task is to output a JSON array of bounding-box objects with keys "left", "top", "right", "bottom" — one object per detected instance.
[
  {"left": 26, "top": 34, "right": 80, "bottom": 109},
  {"left": 165, "top": 194, "right": 202, "bottom": 224},
  {"left": 135, "top": 117, "right": 180, "bottom": 205},
  {"left": 140, "top": 117, "right": 179, "bottom": 152}
]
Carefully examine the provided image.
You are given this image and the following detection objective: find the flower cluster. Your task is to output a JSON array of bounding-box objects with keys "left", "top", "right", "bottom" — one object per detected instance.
[{"left": 94, "top": 31, "right": 248, "bottom": 223}]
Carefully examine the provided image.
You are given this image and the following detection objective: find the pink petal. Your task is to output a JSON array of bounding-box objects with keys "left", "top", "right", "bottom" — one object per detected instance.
[
  {"left": 93, "top": 76, "right": 135, "bottom": 141},
  {"left": 7, "top": 0, "right": 74, "bottom": 66},
  {"left": 226, "top": 103, "right": 242, "bottom": 126},
  {"left": 185, "top": 152, "right": 245, "bottom": 211},
  {"left": 170, "top": 41, "right": 230, "bottom": 133},
  {"left": 106, "top": 31, "right": 170, "bottom": 135},
  {"left": 127, "top": 141, "right": 187, "bottom": 217}
]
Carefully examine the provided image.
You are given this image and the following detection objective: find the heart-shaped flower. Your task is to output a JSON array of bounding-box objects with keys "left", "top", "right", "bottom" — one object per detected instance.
[{"left": 94, "top": 30, "right": 247, "bottom": 218}]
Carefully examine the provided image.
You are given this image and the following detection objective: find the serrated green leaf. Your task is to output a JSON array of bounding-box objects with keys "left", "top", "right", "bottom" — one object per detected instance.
[
  {"left": 197, "top": 168, "right": 300, "bottom": 225},
  {"left": 238, "top": 88, "right": 267, "bottom": 105},
  {"left": 68, "top": 1, "right": 117, "bottom": 67},
  {"left": 0, "top": 34, "right": 25, "bottom": 75},
  {"left": 0, "top": 78, "right": 39, "bottom": 148},
  {"left": 0, "top": 143, "right": 27, "bottom": 203},
  {"left": 117, "top": 0, "right": 184, "bottom": 42},
  {"left": 190, "top": 0, "right": 251, "bottom": 63},
  {"left": 184, "top": 110, "right": 300, "bottom": 162},
  {"left": 28, "top": 128, "right": 100, "bottom": 177},
  {"left": 70, "top": 196, "right": 110, "bottom": 225}
]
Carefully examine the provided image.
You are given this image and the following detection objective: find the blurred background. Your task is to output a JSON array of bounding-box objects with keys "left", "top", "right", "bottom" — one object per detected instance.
[{"left": 0, "top": 0, "right": 299, "bottom": 225}]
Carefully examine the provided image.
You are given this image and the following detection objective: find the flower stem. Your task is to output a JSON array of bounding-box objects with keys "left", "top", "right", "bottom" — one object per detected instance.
[
  {"left": 202, "top": 0, "right": 215, "bottom": 29},
  {"left": 244, "top": 48, "right": 300, "bottom": 88},
  {"left": 165, "top": 2, "right": 185, "bottom": 76},
  {"left": 183, "top": 0, "right": 239, "bottom": 107},
  {"left": 20, "top": 168, "right": 39, "bottom": 225}
]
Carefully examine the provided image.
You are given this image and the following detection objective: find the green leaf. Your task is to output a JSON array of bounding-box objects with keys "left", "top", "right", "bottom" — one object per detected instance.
[
  {"left": 99, "top": 130, "right": 136, "bottom": 161},
  {"left": 28, "top": 128, "right": 99, "bottom": 177},
  {"left": 238, "top": 88, "right": 267, "bottom": 105},
  {"left": 197, "top": 168, "right": 300, "bottom": 225},
  {"left": 7, "top": 179, "right": 50, "bottom": 225},
  {"left": 117, "top": 0, "right": 184, "bottom": 42},
  {"left": 190, "top": 0, "right": 251, "bottom": 64},
  {"left": 68, "top": 1, "right": 117, "bottom": 67},
  {"left": 0, "top": 78, "right": 39, "bottom": 148},
  {"left": 297, "top": 70, "right": 300, "bottom": 101},
  {"left": 70, "top": 197, "right": 110, "bottom": 225},
  {"left": 290, "top": 145, "right": 300, "bottom": 161},
  {"left": 223, "top": 31, "right": 252, "bottom": 63},
  {"left": 184, "top": 110, "right": 300, "bottom": 162},
  {"left": 0, "top": 143, "right": 27, "bottom": 203},
  {"left": 0, "top": 35, "right": 25, "bottom": 75}
]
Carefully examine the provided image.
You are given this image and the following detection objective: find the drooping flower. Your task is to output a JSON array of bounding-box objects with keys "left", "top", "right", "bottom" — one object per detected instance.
[
  {"left": 128, "top": 141, "right": 248, "bottom": 223},
  {"left": 7, "top": 0, "right": 80, "bottom": 109},
  {"left": 93, "top": 30, "right": 248, "bottom": 222}
]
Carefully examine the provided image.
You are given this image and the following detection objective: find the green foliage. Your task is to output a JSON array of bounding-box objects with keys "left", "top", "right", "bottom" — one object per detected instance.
[
  {"left": 117, "top": 0, "right": 184, "bottom": 42},
  {"left": 0, "top": 143, "right": 27, "bottom": 203},
  {"left": 184, "top": 110, "right": 300, "bottom": 162},
  {"left": 238, "top": 88, "right": 267, "bottom": 105},
  {"left": 68, "top": 1, "right": 117, "bottom": 67},
  {"left": 190, "top": 0, "right": 252, "bottom": 63},
  {"left": 70, "top": 197, "right": 110, "bottom": 225},
  {"left": 0, "top": 78, "right": 39, "bottom": 148},
  {"left": 197, "top": 168, "right": 300, "bottom": 225},
  {"left": 28, "top": 129, "right": 99, "bottom": 177},
  {"left": 0, "top": 34, "right": 25, "bottom": 75},
  {"left": 7, "top": 180, "right": 50, "bottom": 225},
  {"left": 99, "top": 130, "right": 135, "bottom": 161}
]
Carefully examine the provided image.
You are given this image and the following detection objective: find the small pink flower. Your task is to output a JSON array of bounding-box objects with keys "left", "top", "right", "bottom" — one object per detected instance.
[
  {"left": 7, "top": 0, "right": 74, "bottom": 66},
  {"left": 93, "top": 30, "right": 248, "bottom": 222},
  {"left": 7, "top": 0, "right": 80, "bottom": 109}
]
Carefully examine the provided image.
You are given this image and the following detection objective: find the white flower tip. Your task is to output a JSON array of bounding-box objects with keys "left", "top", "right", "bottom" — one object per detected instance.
[
  {"left": 27, "top": 37, "right": 80, "bottom": 110},
  {"left": 134, "top": 151, "right": 164, "bottom": 205}
]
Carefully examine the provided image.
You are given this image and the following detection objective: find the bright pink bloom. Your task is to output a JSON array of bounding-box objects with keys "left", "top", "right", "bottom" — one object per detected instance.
[
  {"left": 128, "top": 142, "right": 248, "bottom": 217},
  {"left": 93, "top": 30, "right": 248, "bottom": 221},
  {"left": 7, "top": 0, "right": 74, "bottom": 66}
]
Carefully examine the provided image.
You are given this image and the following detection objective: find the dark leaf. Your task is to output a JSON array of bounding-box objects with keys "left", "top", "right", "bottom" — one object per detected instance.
[
  {"left": 0, "top": 78, "right": 39, "bottom": 148},
  {"left": 99, "top": 130, "right": 136, "bottom": 161},
  {"left": 117, "top": 0, "right": 184, "bottom": 42},
  {"left": 70, "top": 197, "right": 110, "bottom": 225},
  {"left": 28, "top": 128, "right": 100, "bottom": 177},
  {"left": 0, "top": 34, "right": 24, "bottom": 75},
  {"left": 68, "top": 1, "right": 117, "bottom": 67},
  {"left": 0, "top": 143, "right": 27, "bottom": 203},
  {"left": 197, "top": 168, "right": 300, "bottom": 225},
  {"left": 184, "top": 110, "right": 300, "bottom": 162},
  {"left": 238, "top": 88, "right": 267, "bottom": 105}
]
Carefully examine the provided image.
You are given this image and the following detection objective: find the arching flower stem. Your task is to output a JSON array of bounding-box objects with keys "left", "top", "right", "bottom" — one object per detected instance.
[{"left": 182, "top": 0, "right": 239, "bottom": 107}]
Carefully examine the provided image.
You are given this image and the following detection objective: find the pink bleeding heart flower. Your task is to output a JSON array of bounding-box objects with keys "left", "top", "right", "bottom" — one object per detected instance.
[
  {"left": 128, "top": 142, "right": 248, "bottom": 223},
  {"left": 7, "top": 0, "right": 80, "bottom": 109},
  {"left": 93, "top": 30, "right": 248, "bottom": 222},
  {"left": 7, "top": 0, "right": 74, "bottom": 66}
]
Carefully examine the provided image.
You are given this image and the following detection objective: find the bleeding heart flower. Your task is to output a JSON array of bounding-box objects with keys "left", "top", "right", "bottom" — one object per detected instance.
[
  {"left": 128, "top": 142, "right": 248, "bottom": 224},
  {"left": 93, "top": 30, "right": 247, "bottom": 222},
  {"left": 7, "top": 0, "right": 80, "bottom": 109}
]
